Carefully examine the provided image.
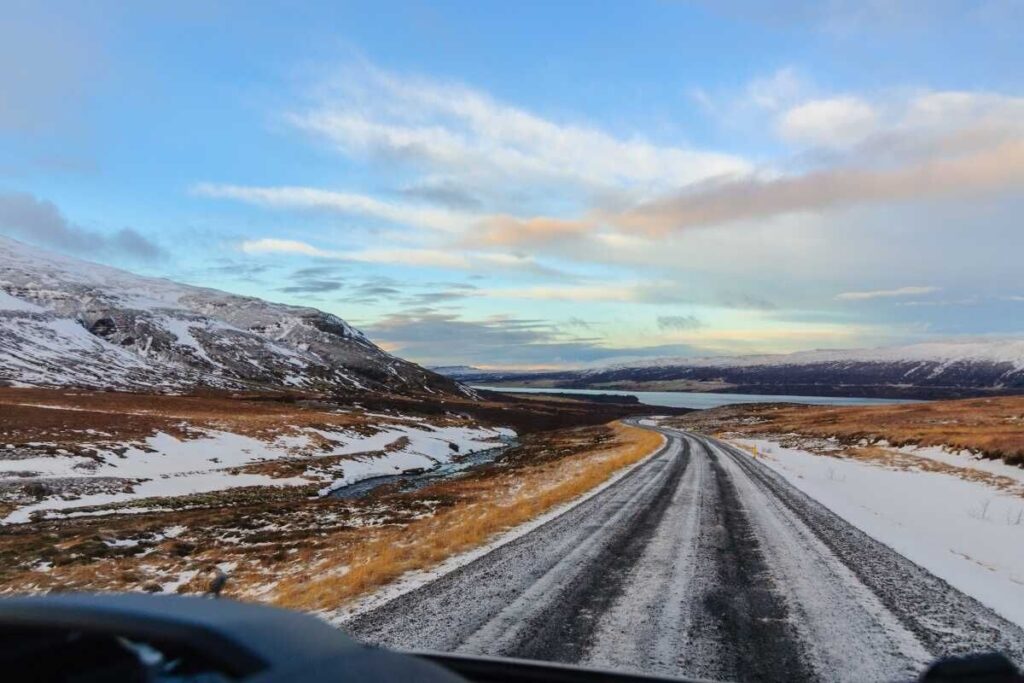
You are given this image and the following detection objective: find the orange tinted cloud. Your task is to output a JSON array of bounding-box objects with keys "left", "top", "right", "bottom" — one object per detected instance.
[
  {"left": 466, "top": 214, "right": 593, "bottom": 246},
  {"left": 611, "top": 138, "right": 1024, "bottom": 234}
]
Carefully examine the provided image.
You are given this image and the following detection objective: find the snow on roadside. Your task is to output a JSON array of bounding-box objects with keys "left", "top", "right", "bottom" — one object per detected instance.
[
  {"left": 896, "top": 444, "right": 1024, "bottom": 488},
  {"left": 1, "top": 421, "right": 514, "bottom": 524},
  {"left": 731, "top": 437, "right": 1024, "bottom": 628}
]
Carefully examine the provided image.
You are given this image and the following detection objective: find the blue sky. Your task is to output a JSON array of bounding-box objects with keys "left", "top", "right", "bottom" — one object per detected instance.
[{"left": 2, "top": 1, "right": 1023, "bottom": 368}]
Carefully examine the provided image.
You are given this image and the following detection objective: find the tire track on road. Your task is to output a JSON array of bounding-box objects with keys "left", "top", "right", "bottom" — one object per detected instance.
[{"left": 345, "top": 434, "right": 684, "bottom": 652}]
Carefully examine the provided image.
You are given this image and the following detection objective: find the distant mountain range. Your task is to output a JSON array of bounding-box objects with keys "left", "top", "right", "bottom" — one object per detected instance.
[
  {"left": 0, "top": 236, "right": 467, "bottom": 398},
  {"left": 435, "top": 340, "right": 1024, "bottom": 399}
]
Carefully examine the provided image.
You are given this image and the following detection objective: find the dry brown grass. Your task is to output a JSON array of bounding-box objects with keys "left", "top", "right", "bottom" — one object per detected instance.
[
  {"left": 674, "top": 396, "right": 1024, "bottom": 465},
  {"left": 0, "top": 388, "right": 353, "bottom": 443},
  {"left": 272, "top": 422, "right": 663, "bottom": 611}
]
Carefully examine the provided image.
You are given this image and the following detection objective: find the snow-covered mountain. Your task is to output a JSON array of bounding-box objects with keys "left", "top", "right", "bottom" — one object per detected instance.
[
  {"left": 592, "top": 340, "right": 1024, "bottom": 372},
  {"left": 0, "top": 236, "right": 468, "bottom": 397},
  {"left": 440, "top": 339, "right": 1024, "bottom": 399},
  {"left": 429, "top": 365, "right": 490, "bottom": 378}
]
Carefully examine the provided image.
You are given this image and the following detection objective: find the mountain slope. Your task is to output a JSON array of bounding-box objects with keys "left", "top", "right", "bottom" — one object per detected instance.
[
  {"left": 441, "top": 340, "right": 1024, "bottom": 399},
  {"left": 0, "top": 236, "right": 467, "bottom": 397}
]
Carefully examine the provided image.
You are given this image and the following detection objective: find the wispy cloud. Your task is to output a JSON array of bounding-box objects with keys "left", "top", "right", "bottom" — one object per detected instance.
[
  {"left": 292, "top": 64, "right": 752, "bottom": 197},
  {"left": 240, "top": 237, "right": 469, "bottom": 268},
  {"left": 836, "top": 285, "right": 940, "bottom": 301},
  {"left": 481, "top": 281, "right": 710, "bottom": 305},
  {"left": 239, "top": 237, "right": 560, "bottom": 274},
  {"left": 194, "top": 183, "right": 471, "bottom": 232}
]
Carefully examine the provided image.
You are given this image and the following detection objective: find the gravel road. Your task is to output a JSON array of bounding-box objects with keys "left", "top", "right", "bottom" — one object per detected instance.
[{"left": 345, "top": 425, "right": 1024, "bottom": 682}]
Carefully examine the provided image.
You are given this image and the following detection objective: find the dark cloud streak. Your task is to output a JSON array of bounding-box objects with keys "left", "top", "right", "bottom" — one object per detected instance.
[{"left": 0, "top": 191, "right": 164, "bottom": 260}]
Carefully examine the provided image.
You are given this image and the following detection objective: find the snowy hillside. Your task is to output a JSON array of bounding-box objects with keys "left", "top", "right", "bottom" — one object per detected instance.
[
  {"left": 440, "top": 339, "right": 1024, "bottom": 399},
  {"left": 594, "top": 339, "right": 1024, "bottom": 372},
  {"left": 574, "top": 339, "right": 1024, "bottom": 397},
  {"left": 0, "top": 236, "right": 466, "bottom": 396}
]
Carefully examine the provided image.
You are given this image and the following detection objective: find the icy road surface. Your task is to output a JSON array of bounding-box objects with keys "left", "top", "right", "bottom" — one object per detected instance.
[{"left": 344, "top": 425, "right": 1024, "bottom": 682}]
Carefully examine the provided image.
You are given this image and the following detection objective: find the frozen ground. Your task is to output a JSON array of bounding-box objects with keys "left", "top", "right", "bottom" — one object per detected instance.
[
  {"left": 1, "top": 420, "right": 512, "bottom": 524},
  {"left": 733, "top": 437, "right": 1024, "bottom": 627}
]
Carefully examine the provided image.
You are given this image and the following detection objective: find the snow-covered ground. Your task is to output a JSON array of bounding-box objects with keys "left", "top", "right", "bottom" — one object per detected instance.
[
  {"left": 314, "top": 424, "right": 515, "bottom": 494},
  {"left": 731, "top": 437, "right": 1024, "bottom": 627},
  {"left": 2, "top": 420, "right": 513, "bottom": 524}
]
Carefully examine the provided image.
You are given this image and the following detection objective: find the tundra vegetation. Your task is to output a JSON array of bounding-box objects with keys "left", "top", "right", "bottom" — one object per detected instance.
[{"left": 0, "top": 387, "right": 663, "bottom": 606}]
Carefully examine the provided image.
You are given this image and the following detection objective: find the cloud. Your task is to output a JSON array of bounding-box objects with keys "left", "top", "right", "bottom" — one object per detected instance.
[
  {"left": 364, "top": 310, "right": 879, "bottom": 367},
  {"left": 202, "top": 183, "right": 594, "bottom": 252},
  {"left": 657, "top": 315, "right": 704, "bottom": 331},
  {"left": 194, "top": 62, "right": 1024, "bottom": 368},
  {"left": 564, "top": 316, "right": 593, "bottom": 329},
  {"left": 402, "top": 289, "right": 476, "bottom": 307},
  {"left": 280, "top": 278, "right": 345, "bottom": 294},
  {"left": 399, "top": 178, "right": 483, "bottom": 210},
  {"left": 239, "top": 236, "right": 563, "bottom": 276},
  {"left": 0, "top": 191, "right": 164, "bottom": 260},
  {"left": 364, "top": 310, "right": 700, "bottom": 368},
  {"left": 465, "top": 214, "right": 592, "bottom": 247},
  {"left": 778, "top": 96, "right": 879, "bottom": 148},
  {"left": 836, "top": 285, "right": 940, "bottom": 301},
  {"left": 194, "top": 183, "right": 468, "bottom": 232},
  {"left": 483, "top": 284, "right": 645, "bottom": 303},
  {"left": 240, "top": 238, "right": 329, "bottom": 257},
  {"left": 611, "top": 138, "right": 1024, "bottom": 234},
  {"left": 291, "top": 64, "right": 751, "bottom": 197},
  {"left": 240, "top": 237, "right": 465, "bottom": 268},
  {"left": 348, "top": 281, "right": 403, "bottom": 303}
]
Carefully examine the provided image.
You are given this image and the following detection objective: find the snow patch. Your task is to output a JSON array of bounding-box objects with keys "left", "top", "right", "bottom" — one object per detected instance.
[{"left": 731, "top": 437, "right": 1024, "bottom": 628}]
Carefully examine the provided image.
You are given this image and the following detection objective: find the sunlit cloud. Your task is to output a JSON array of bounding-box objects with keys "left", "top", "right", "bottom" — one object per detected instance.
[
  {"left": 778, "top": 96, "right": 879, "bottom": 148},
  {"left": 610, "top": 138, "right": 1024, "bottom": 234},
  {"left": 836, "top": 286, "right": 940, "bottom": 301},
  {"left": 239, "top": 237, "right": 560, "bottom": 273},
  {"left": 465, "top": 215, "right": 593, "bottom": 247}
]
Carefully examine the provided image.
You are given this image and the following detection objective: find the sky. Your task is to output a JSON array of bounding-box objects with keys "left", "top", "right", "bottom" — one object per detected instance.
[{"left": 2, "top": 1, "right": 1023, "bottom": 369}]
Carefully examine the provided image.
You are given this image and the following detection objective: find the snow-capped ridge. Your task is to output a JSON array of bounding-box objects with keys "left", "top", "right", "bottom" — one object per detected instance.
[
  {"left": 0, "top": 236, "right": 464, "bottom": 397},
  {"left": 592, "top": 339, "right": 1024, "bottom": 373}
]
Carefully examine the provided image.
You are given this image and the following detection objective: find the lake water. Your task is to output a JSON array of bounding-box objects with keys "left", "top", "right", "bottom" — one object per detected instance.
[{"left": 474, "top": 386, "right": 917, "bottom": 410}]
